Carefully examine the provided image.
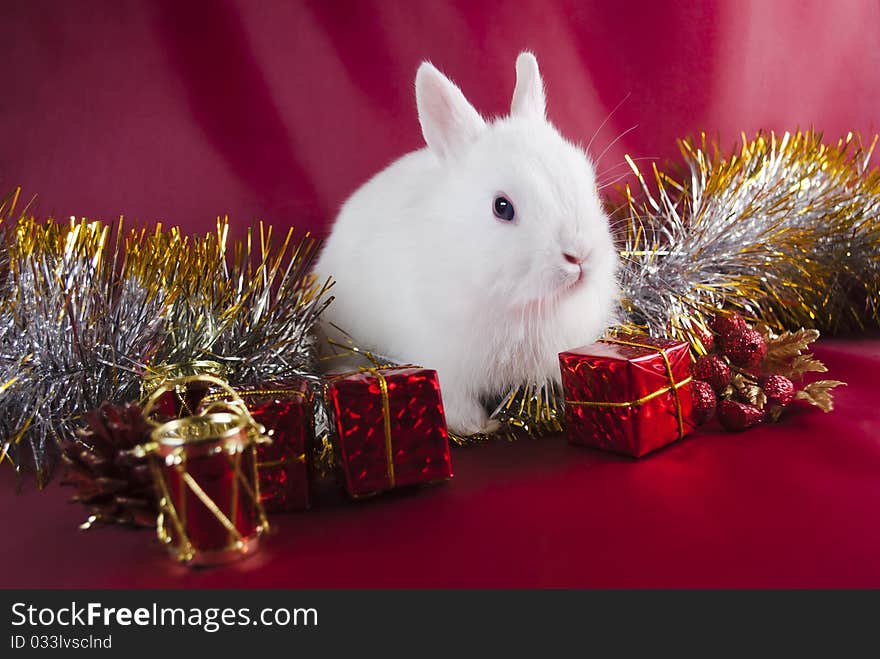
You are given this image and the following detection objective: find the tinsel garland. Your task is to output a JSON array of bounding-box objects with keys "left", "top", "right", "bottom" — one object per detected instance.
[
  {"left": 0, "top": 191, "right": 331, "bottom": 485},
  {"left": 618, "top": 130, "right": 880, "bottom": 350},
  {"left": 1, "top": 130, "right": 877, "bottom": 466},
  {"left": 130, "top": 222, "right": 332, "bottom": 385}
]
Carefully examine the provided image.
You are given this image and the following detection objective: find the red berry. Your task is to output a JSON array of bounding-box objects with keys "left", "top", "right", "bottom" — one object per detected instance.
[
  {"left": 723, "top": 328, "right": 768, "bottom": 369},
  {"left": 760, "top": 374, "right": 795, "bottom": 407},
  {"left": 711, "top": 313, "right": 747, "bottom": 338},
  {"left": 692, "top": 354, "right": 731, "bottom": 392},
  {"left": 690, "top": 380, "right": 717, "bottom": 425},
  {"left": 717, "top": 399, "right": 764, "bottom": 431}
]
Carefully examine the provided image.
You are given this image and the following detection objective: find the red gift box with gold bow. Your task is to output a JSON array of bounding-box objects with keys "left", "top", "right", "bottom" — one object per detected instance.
[
  {"left": 325, "top": 367, "right": 453, "bottom": 498},
  {"left": 559, "top": 335, "right": 696, "bottom": 457}
]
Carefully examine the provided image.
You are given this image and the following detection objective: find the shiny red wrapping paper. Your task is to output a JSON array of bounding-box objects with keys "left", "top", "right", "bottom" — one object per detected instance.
[
  {"left": 326, "top": 367, "right": 453, "bottom": 498},
  {"left": 224, "top": 381, "right": 314, "bottom": 513},
  {"left": 559, "top": 335, "right": 696, "bottom": 457},
  {"left": 152, "top": 379, "right": 314, "bottom": 512}
]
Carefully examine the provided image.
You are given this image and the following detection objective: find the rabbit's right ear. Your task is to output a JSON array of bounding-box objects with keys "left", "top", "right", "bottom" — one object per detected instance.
[
  {"left": 416, "top": 62, "right": 486, "bottom": 159},
  {"left": 510, "top": 52, "right": 546, "bottom": 119}
]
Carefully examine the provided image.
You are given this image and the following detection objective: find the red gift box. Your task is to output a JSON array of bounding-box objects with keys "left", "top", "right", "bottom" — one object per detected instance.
[
  {"left": 325, "top": 367, "right": 453, "bottom": 498},
  {"left": 239, "top": 384, "right": 314, "bottom": 513},
  {"left": 559, "top": 335, "right": 696, "bottom": 457},
  {"left": 201, "top": 380, "right": 314, "bottom": 513}
]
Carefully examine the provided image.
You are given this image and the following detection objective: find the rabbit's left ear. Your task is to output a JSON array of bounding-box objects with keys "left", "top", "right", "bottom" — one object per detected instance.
[
  {"left": 510, "top": 52, "right": 546, "bottom": 119},
  {"left": 416, "top": 62, "right": 486, "bottom": 159}
]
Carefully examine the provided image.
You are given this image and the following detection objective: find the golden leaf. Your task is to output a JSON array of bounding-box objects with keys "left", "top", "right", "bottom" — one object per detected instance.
[
  {"left": 730, "top": 373, "right": 748, "bottom": 392},
  {"left": 753, "top": 321, "right": 777, "bottom": 341},
  {"left": 766, "top": 405, "right": 784, "bottom": 422},
  {"left": 766, "top": 329, "right": 821, "bottom": 360},
  {"left": 794, "top": 379, "right": 846, "bottom": 412},
  {"left": 762, "top": 328, "right": 822, "bottom": 377},
  {"left": 784, "top": 354, "right": 828, "bottom": 380},
  {"left": 742, "top": 383, "right": 767, "bottom": 409},
  {"left": 730, "top": 373, "right": 766, "bottom": 409}
]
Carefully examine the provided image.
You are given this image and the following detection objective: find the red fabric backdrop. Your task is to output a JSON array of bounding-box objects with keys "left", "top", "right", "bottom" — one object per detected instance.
[
  {"left": 2, "top": 0, "right": 880, "bottom": 237},
  {"left": 2, "top": 1, "right": 880, "bottom": 588}
]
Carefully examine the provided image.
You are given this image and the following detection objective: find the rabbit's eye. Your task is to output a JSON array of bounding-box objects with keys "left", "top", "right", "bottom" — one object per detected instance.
[{"left": 493, "top": 196, "right": 515, "bottom": 222}]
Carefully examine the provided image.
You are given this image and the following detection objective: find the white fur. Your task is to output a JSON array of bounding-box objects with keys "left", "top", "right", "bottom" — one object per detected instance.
[{"left": 315, "top": 52, "right": 619, "bottom": 435}]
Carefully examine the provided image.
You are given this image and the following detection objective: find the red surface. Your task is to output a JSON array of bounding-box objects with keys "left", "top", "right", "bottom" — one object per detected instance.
[
  {"left": 2, "top": 339, "right": 879, "bottom": 588},
  {"left": 2, "top": 2, "right": 880, "bottom": 587}
]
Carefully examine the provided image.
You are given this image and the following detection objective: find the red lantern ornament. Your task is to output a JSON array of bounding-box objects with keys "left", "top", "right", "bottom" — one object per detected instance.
[
  {"left": 760, "top": 374, "right": 796, "bottom": 408},
  {"left": 723, "top": 328, "right": 768, "bottom": 370},
  {"left": 690, "top": 380, "right": 718, "bottom": 425}
]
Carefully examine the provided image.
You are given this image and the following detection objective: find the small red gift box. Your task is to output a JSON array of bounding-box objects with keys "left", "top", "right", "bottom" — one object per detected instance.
[
  {"left": 325, "top": 367, "right": 453, "bottom": 498},
  {"left": 559, "top": 335, "right": 696, "bottom": 457},
  {"left": 201, "top": 380, "right": 314, "bottom": 513}
]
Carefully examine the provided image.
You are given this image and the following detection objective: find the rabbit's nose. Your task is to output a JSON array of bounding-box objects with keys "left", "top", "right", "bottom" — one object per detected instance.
[{"left": 563, "top": 251, "right": 586, "bottom": 266}]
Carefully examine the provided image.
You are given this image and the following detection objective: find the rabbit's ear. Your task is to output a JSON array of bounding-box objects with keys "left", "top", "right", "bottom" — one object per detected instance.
[
  {"left": 510, "top": 52, "right": 546, "bottom": 119},
  {"left": 416, "top": 62, "right": 486, "bottom": 159}
]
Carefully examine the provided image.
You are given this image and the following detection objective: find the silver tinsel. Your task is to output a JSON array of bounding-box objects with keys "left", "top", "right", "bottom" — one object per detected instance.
[
  {"left": 135, "top": 222, "right": 333, "bottom": 387},
  {"left": 0, "top": 204, "right": 331, "bottom": 485},
  {"left": 617, "top": 130, "right": 880, "bottom": 350},
  {"left": 1, "top": 219, "right": 165, "bottom": 485}
]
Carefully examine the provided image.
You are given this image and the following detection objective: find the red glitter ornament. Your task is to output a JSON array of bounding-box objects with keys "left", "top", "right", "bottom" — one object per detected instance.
[
  {"left": 717, "top": 399, "right": 764, "bottom": 431},
  {"left": 760, "top": 374, "right": 795, "bottom": 408},
  {"left": 711, "top": 313, "right": 747, "bottom": 339},
  {"left": 723, "top": 328, "right": 768, "bottom": 369},
  {"left": 692, "top": 354, "right": 732, "bottom": 392},
  {"left": 690, "top": 380, "right": 717, "bottom": 425}
]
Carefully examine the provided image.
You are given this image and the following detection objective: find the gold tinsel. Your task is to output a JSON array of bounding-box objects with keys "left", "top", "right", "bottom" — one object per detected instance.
[
  {"left": 618, "top": 130, "right": 880, "bottom": 352},
  {"left": 0, "top": 192, "right": 331, "bottom": 484}
]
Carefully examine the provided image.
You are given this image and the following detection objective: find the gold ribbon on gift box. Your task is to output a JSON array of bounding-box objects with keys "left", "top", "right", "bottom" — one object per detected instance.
[
  {"left": 321, "top": 335, "right": 454, "bottom": 494},
  {"left": 201, "top": 385, "right": 310, "bottom": 472},
  {"left": 321, "top": 337, "right": 425, "bottom": 490},
  {"left": 325, "top": 365, "right": 419, "bottom": 489},
  {"left": 564, "top": 337, "right": 693, "bottom": 439}
]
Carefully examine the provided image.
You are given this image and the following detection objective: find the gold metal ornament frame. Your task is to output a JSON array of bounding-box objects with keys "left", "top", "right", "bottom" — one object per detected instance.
[{"left": 135, "top": 375, "right": 271, "bottom": 566}]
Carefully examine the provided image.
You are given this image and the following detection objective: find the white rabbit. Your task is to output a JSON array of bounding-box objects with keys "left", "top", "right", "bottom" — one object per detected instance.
[{"left": 315, "top": 52, "right": 619, "bottom": 435}]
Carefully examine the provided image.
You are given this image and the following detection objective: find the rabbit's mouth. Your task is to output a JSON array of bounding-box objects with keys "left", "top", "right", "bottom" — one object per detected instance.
[
  {"left": 522, "top": 267, "right": 586, "bottom": 308},
  {"left": 559, "top": 267, "right": 585, "bottom": 295}
]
